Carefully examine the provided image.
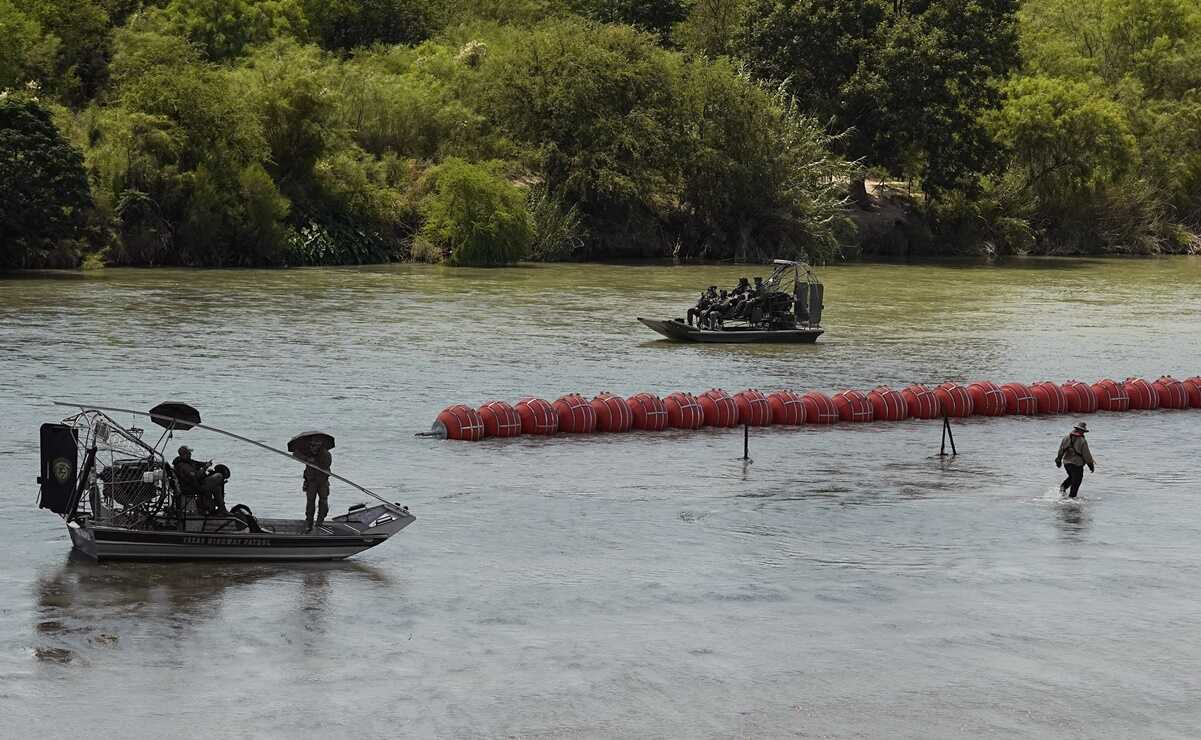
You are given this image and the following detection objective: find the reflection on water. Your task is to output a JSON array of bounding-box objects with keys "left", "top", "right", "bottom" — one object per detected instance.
[
  {"left": 3, "top": 257, "right": 1201, "bottom": 737},
  {"left": 32, "top": 554, "right": 391, "bottom": 665}
]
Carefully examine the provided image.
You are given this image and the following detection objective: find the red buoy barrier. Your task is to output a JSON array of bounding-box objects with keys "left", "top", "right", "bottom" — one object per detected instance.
[
  {"left": 733, "top": 389, "right": 772, "bottom": 426},
  {"left": 867, "top": 385, "right": 909, "bottom": 421},
  {"left": 934, "top": 383, "right": 973, "bottom": 417},
  {"left": 516, "top": 397, "right": 558, "bottom": 435},
  {"left": 833, "top": 390, "right": 873, "bottom": 422},
  {"left": 591, "top": 393, "right": 633, "bottom": 433},
  {"left": 1184, "top": 377, "right": 1201, "bottom": 408},
  {"left": 626, "top": 393, "right": 668, "bottom": 431},
  {"left": 1061, "top": 381, "right": 1098, "bottom": 414},
  {"left": 1153, "top": 376, "right": 1188, "bottom": 409},
  {"left": 900, "top": 384, "right": 939, "bottom": 419},
  {"left": 801, "top": 391, "right": 838, "bottom": 424},
  {"left": 967, "top": 381, "right": 1006, "bottom": 416},
  {"left": 664, "top": 391, "right": 705, "bottom": 429},
  {"left": 554, "top": 393, "right": 596, "bottom": 433},
  {"left": 479, "top": 400, "right": 522, "bottom": 438},
  {"left": 697, "top": 388, "right": 739, "bottom": 428},
  {"left": 1125, "top": 377, "right": 1160, "bottom": 410},
  {"left": 767, "top": 390, "right": 805, "bottom": 425},
  {"left": 1000, "top": 382, "right": 1037, "bottom": 416},
  {"left": 1091, "top": 379, "right": 1129, "bottom": 412},
  {"left": 1031, "top": 381, "right": 1067, "bottom": 414},
  {"left": 433, "top": 404, "right": 485, "bottom": 441}
]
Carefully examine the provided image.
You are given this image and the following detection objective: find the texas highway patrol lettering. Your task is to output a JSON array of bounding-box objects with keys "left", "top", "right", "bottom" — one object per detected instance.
[{"left": 183, "top": 536, "right": 270, "bottom": 547}]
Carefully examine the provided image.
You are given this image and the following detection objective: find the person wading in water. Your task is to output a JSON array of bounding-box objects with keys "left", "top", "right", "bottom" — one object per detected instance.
[{"left": 1055, "top": 421, "right": 1096, "bottom": 498}]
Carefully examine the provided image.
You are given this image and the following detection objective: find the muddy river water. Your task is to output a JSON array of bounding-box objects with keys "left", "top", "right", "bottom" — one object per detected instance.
[{"left": 2, "top": 258, "right": 1200, "bottom": 738}]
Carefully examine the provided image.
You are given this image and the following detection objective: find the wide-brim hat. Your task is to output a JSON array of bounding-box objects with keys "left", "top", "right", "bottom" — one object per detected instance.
[
  {"left": 178, "top": 445, "right": 193, "bottom": 454},
  {"left": 1073, "top": 421, "right": 1089, "bottom": 433}
]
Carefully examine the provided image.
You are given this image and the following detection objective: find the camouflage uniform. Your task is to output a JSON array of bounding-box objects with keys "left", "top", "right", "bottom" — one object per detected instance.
[{"left": 302, "top": 447, "right": 333, "bottom": 529}]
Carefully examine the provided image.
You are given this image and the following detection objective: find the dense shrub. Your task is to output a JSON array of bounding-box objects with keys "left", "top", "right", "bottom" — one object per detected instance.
[
  {"left": 416, "top": 158, "right": 533, "bottom": 265},
  {"left": 0, "top": 96, "right": 92, "bottom": 268}
]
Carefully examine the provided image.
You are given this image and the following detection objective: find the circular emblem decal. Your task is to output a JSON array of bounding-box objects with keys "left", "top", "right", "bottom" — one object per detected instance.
[{"left": 51, "top": 457, "right": 74, "bottom": 484}]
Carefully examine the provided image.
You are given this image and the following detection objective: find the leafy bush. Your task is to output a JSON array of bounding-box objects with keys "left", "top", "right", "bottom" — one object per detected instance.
[
  {"left": 0, "top": 96, "right": 92, "bottom": 268},
  {"left": 417, "top": 157, "right": 532, "bottom": 265}
]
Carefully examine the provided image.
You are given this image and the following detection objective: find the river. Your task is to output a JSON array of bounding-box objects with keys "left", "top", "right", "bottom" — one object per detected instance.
[{"left": 1, "top": 258, "right": 1200, "bottom": 738}]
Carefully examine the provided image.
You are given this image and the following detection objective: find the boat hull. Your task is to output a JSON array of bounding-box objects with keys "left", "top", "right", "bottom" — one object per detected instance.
[
  {"left": 66, "top": 503, "right": 415, "bottom": 562},
  {"left": 638, "top": 317, "right": 823, "bottom": 344}
]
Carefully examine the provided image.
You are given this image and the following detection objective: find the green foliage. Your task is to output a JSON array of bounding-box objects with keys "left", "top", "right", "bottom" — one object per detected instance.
[
  {"left": 673, "top": 0, "right": 747, "bottom": 57},
  {"left": 0, "top": 96, "right": 92, "bottom": 268},
  {"left": 526, "top": 183, "right": 584, "bottom": 260},
  {"left": 417, "top": 157, "right": 533, "bottom": 265},
  {"left": 26, "top": 0, "right": 113, "bottom": 103},
  {"left": 740, "top": 0, "right": 1020, "bottom": 194},
  {"left": 988, "top": 75, "right": 1136, "bottom": 203},
  {"left": 0, "top": 0, "right": 58, "bottom": 90},
  {"left": 303, "top": 0, "right": 431, "bottom": 51},
  {"left": 568, "top": 0, "right": 689, "bottom": 41},
  {"left": 158, "top": 0, "right": 308, "bottom": 60}
]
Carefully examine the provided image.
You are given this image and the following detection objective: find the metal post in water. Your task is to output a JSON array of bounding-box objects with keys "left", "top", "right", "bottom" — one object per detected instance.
[
  {"left": 940, "top": 415, "right": 958, "bottom": 457},
  {"left": 743, "top": 424, "right": 750, "bottom": 461}
]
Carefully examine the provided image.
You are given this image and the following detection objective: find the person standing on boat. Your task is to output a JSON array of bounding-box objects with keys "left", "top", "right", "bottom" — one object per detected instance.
[
  {"left": 301, "top": 439, "right": 333, "bottom": 531},
  {"left": 1055, "top": 422, "right": 1096, "bottom": 498}
]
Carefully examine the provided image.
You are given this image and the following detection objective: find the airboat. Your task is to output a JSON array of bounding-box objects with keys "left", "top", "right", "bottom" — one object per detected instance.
[
  {"left": 638, "top": 259, "right": 825, "bottom": 343},
  {"left": 36, "top": 402, "right": 415, "bottom": 561}
]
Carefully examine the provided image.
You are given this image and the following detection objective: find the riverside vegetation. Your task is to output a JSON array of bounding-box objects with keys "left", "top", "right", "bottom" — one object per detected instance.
[{"left": 2, "top": 0, "right": 1200, "bottom": 269}]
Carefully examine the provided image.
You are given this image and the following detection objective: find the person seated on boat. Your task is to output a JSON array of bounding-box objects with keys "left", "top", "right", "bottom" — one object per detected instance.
[
  {"left": 702, "top": 290, "right": 733, "bottom": 329},
  {"left": 686, "top": 286, "right": 718, "bottom": 326},
  {"left": 731, "top": 277, "right": 751, "bottom": 298},
  {"left": 753, "top": 276, "right": 766, "bottom": 295},
  {"left": 172, "top": 445, "right": 206, "bottom": 510}
]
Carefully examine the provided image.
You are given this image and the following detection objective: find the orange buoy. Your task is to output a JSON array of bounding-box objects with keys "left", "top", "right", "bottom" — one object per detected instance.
[
  {"left": 1183, "top": 377, "right": 1201, "bottom": 408},
  {"left": 626, "top": 393, "right": 669, "bottom": 431},
  {"left": 967, "top": 381, "right": 1006, "bottom": 416},
  {"left": 867, "top": 385, "right": 908, "bottom": 421},
  {"left": 1153, "top": 376, "right": 1188, "bottom": 409},
  {"left": 515, "top": 397, "right": 558, "bottom": 435},
  {"left": 591, "top": 393, "right": 633, "bottom": 433},
  {"left": 1000, "top": 382, "right": 1037, "bottom": 416},
  {"left": 933, "top": 383, "right": 973, "bottom": 417},
  {"left": 800, "top": 391, "right": 838, "bottom": 424},
  {"left": 900, "top": 384, "right": 939, "bottom": 419},
  {"left": 697, "top": 388, "right": 739, "bottom": 428},
  {"left": 767, "top": 390, "right": 805, "bottom": 425},
  {"left": 554, "top": 393, "right": 596, "bottom": 433},
  {"left": 478, "top": 400, "right": 522, "bottom": 438},
  {"left": 664, "top": 391, "right": 704, "bottom": 429},
  {"left": 733, "top": 389, "right": 772, "bottom": 426},
  {"left": 1031, "top": 381, "right": 1067, "bottom": 414},
  {"left": 432, "top": 404, "right": 485, "bottom": 441},
  {"left": 1124, "top": 377, "right": 1160, "bottom": 410},
  {"left": 1091, "top": 379, "right": 1129, "bottom": 412},
  {"left": 1061, "top": 381, "right": 1098, "bottom": 414},
  {"left": 833, "top": 389, "right": 873, "bottom": 422}
]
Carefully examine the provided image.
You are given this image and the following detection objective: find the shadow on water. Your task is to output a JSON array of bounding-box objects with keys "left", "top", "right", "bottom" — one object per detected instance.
[{"left": 32, "top": 553, "right": 391, "bottom": 663}]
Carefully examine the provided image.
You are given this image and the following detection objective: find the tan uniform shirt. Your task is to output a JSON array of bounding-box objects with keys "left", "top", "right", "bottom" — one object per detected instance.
[{"left": 1057, "top": 433, "right": 1095, "bottom": 467}]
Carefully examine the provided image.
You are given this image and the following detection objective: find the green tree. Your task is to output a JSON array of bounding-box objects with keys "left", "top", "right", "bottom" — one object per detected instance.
[
  {"left": 740, "top": 0, "right": 1020, "bottom": 195},
  {"left": 158, "top": 0, "right": 308, "bottom": 61},
  {"left": 0, "top": 0, "right": 58, "bottom": 90},
  {"left": 0, "top": 96, "right": 92, "bottom": 268},
  {"left": 569, "top": 0, "right": 689, "bottom": 40},
  {"left": 988, "top": 75, "right": 1136, "bottom": 203},
  {"left": 26, "top": 0, "right": 113, "bottom": 104},
  {"left": 416, "top": 157, "right": 532, "bottom": 265},
  {"left": 302, "top": 0, "right": 431, "bottom": 52}
]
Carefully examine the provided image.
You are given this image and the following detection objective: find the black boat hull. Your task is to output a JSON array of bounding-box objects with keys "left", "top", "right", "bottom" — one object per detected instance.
[
  {"left": 638, "top": 317, "right": 823, "bottom": 344},
  {"left": 66, "top": 503, "right": 415, "bottom": 561}
]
